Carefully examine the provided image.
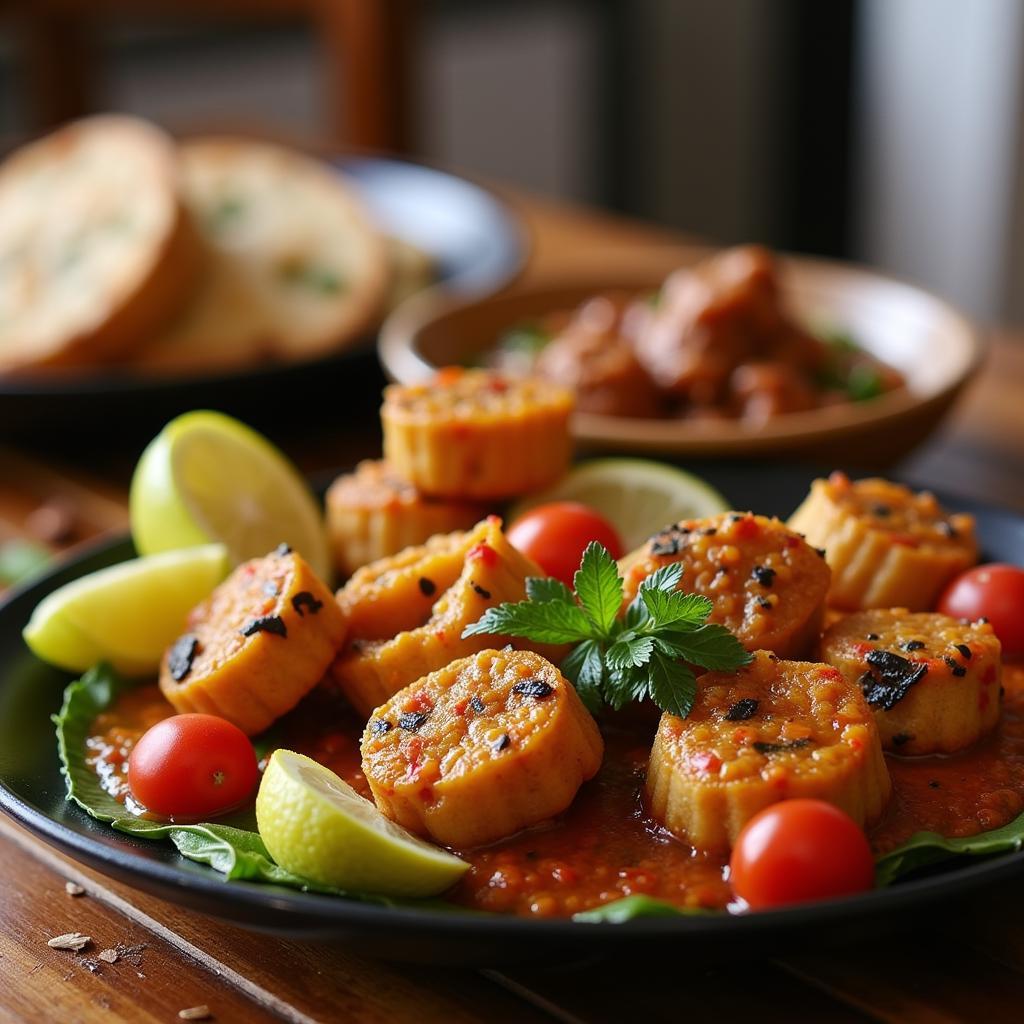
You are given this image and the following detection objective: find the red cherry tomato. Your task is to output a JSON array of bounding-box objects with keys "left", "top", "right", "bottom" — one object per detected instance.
[
  {"left": 729, "top": 799, "right": 875, "bottom": 909},
  {"left": 507, "top": 502, "right": 624, "bottom": 587},
  {"left": 128, "top": 714, "right": 259, "bottom": 820},
  {"left": 938, "top": 563, "right": 1024, "bottom": 657}
]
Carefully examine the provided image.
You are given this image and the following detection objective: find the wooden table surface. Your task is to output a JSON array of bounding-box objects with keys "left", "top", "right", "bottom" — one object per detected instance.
[{"left": 2, "top": 192, "right": 1024, "bottom": 1023}]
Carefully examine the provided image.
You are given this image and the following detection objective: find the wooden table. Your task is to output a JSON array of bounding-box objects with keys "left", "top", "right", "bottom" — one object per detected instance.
[{"left": 2, "top": 194, "right": 1024, "bottom": 1023}]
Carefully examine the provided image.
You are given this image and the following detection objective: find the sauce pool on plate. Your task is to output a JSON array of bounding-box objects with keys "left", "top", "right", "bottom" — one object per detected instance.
[{"left": 85, "top": 661, "right": 1024, "bottom": 918}]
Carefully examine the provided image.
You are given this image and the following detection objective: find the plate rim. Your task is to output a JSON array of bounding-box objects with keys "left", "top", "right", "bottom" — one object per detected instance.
[{"left": 2, "top": 483, "right": 1023, "bottom": 944}]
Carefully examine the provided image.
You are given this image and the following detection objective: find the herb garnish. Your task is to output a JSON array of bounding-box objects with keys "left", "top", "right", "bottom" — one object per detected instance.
[
  {"left": 207, "top": 195, "right": 245, "bottom": 232},
  {"left": 462, "top": 542, "right": 751, "bottom": 718},
  {"left": 846, "top": 363, "right": 883, "bottom": 401},
  {"left": 279, "top": 261, "right": 345, "bottom": 295},
  {"left": 497, "top": 323, "right": 551, "bottom": 357},
  {"left": 0, "top": 538, "right": 50, "bottom": 587}
]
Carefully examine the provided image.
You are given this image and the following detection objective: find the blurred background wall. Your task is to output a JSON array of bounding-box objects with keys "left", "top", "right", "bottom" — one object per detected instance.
[{"left": 2, "top": 0, "right": 1022, "bottom": 324}]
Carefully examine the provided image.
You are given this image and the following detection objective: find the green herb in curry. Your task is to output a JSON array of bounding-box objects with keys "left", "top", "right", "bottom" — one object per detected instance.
[{"left": 463, "top": 542, "right": 752, "bottom": 718}]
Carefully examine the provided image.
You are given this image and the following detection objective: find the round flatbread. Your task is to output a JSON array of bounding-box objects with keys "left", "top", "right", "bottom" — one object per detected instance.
[
  {"left": 0, "top": 115, "right": 199, "bottom": 373},
  {"left": 133, "top": 137, "right": 390, "bottom": 374}
]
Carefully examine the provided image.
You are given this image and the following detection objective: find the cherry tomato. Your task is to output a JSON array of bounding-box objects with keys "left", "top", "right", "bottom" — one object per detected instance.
[
  {"left": 128, "top": 714, "right": 259, "bottom": 820},
  {"left": 729, "top": 799, "right": 875, "bottom": 909},
  {"left": 938, "top": 563, "right": 1024, "bottom": 657},
  {"left": 507, "top": 502, "right": 624, "bottom": 587}
]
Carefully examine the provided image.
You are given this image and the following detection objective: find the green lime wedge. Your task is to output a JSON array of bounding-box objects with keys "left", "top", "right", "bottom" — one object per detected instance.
[
  {"left": 510, "top": 458, "right": 730, "bottom": 551},
  {"left": 23, "top": 544, "right": 228, "bottom": 675},
  {"left": 256, "top": 749, "right": 468, "bottom": 898},
  {"left": 130, "top": 410, "right": 331, "bottom": 581}
]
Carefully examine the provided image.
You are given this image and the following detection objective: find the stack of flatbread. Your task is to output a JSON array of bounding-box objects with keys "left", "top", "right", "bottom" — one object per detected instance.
[{"left": 0, "top": 115, "right": 428, "bottom": 376}]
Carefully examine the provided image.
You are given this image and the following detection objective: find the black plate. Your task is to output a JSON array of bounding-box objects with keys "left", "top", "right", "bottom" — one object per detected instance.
[
  {"left": 1, "top": 464, "right": 1023, "bottom": 964},
  {"left": 0, "top": 155, "right": 525, "bottom": 447}
]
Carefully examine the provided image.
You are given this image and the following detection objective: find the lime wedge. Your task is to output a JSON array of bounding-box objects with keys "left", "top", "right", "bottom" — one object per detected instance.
[
  {"left": 256, "top": 749, "right": 468, "bottom": 898},
  {"left": 130, "top": 410, "right": 330, "bottom": 581},
  {"left": 23, "top": 544, "right": 228, "bottom": 675},
  {"left": 509, "top": 458, "right": 730, "bottom": 551}
]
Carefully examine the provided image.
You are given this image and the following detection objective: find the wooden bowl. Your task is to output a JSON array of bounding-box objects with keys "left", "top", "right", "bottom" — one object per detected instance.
[{"left": 378, "top": 251, "right": 986, "bottom": 465}]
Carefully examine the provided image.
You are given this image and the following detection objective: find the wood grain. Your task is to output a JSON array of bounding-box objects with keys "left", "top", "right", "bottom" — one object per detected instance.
[
  {"left": 494, "top": 960, "right": 876, "bottom": 1024},
  {"left": 782, "top": 942, "right": 1024, "bottom": 1024},
  {"left": 0, "top": 817, "right": 555, "bottom": 1024},
  {"left": 0, "top": 818, "right": 283, "bottom": 1024}
]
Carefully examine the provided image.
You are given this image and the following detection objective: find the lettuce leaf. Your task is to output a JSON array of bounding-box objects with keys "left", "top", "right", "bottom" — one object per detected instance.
[
  {"left": 53, "top": 663, "right": 138, "bottom": 822},
  {"left": 875, "top": 811, "right": 1024, "bottom": 886},
  {"left": 572, "top": 895, "right": 709, "bottom": 923},
  {"left": 111, "top": 818, "right": 387, "bottom": 898},
  {"left": 52, "top": 664, "right": 389, "bottom": 902}
]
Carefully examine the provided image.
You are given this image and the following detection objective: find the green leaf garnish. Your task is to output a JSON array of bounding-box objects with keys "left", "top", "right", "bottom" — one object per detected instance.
[
  {"left": 647, "top": 652, "right": 697, "bottom": 718},
  {"left": 53, "top": 663, "right": 137, "bottom": 822},
  {"left": 603, "top": 665, "right": 643, "bottom": 710},
  {"left": 847, "top": 364, "right": 883, "bottom": 401},
  {"left": 462, "top": 599, "right": 594, "bottom": 645},
  {"left": 875, "top": 809, "right": 1024, "bottom": 886},
  {"left": 574, "top": 541, "right": 623, "bottom": 634},
  {"left": 53, "top": 665, "right": 404, "bottom": 906},
  {"left": 623, "top": 592, "right": 651, "bottom": 629},
  {"left": 111, "top": 819, "right": 382, "bottom": 898},
  {"left": 462, "top": 542, "right": 752, "bottom": 717},
  {"left": 639, "top": 587, "right": 712, "bottom": 629},
  {"left": 0, "top": 539, "right": 51, "bottom": 587},
  {"left": 606, "top": 635, "right": 654, "bottom": 671},
  {"left": 821, "top": 328, "right": 860, "bottom": 353},
  {"left": 655, "top": 623, "right": 753, "bottom": 672},
  {"left": 526, "top": 576, "right": 574, "bottom": 604},
  {"left": 560, "top": 639, "right": 604, "bottom": 713},
  {"left": 572, "top": 894, "right": 709, "bottom": 922},
  {"left": 639, "top": 562, "right": 683, "bottom": 594}
]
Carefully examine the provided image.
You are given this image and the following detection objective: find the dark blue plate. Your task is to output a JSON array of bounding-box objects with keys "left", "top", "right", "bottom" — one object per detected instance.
[
  {"left": 334, "top": 156, "right": 524, "bottom": 294},
  {"left": 0, "top": 156, "right": 525, "bottom": 445},
  {"left": 1, "top": 464, "right": 1022, "bottom": 963}
]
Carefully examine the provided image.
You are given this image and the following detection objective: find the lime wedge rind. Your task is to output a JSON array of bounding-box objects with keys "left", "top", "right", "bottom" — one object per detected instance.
[
  {"left": 23, "top": 543, "right": 228, "bottom": 675},
  {"left": 510, "top": 458, "right": 731, "bottom": 550},
  {"left": 130, "top": 410, "right": 331, "bottom": 582},
  {"left": 257, "top": 750, "right": 468, "bottom": 899}
]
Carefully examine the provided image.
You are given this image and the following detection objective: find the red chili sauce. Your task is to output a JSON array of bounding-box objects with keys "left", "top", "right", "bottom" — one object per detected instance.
[{"left": 86, "top": 661, "right": 1024, "bottom": 918}]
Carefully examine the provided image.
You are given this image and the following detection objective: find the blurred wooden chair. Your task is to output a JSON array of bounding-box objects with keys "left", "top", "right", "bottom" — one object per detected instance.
[{"left": 6, "top": 0, "right": 417, "bottom": 153}]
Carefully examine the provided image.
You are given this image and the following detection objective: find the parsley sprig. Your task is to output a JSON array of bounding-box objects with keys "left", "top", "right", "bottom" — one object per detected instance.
[{"left": 462, "top": 542, "right": 751, "bottom": 718}]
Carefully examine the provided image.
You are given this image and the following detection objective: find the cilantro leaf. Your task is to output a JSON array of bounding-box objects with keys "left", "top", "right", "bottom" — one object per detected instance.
[
  {"left": 640, "top": 563, "right": 683, "bottom": 594},
  {"left": 605, "top": 665, "right": 647, "bottom": 710},
  {"left": 647, "top": 652, "right": 698, "bottom": 718},
  {"left": 606, "top": 635, "right": 655, "bottom": 671},
  {"left": 561, "top": 639, "right": 605, "bottom": 713},
  {"left": 461, "top": 600, "right": 592, "bottom": 644},
  {"left": 526, "top": 576, "right": 574, "bottom": 605},
  {"left": 640, "top": 588, "right": 713, "bottom": 629},
  {"left": 462, "top": 540, "right": 750, "bottom": 721},
  {"left": 655, "top": 623, "right": 752, "bottom": 671},
  {"left": 573, "top": 542, "right": 623, "bottom": 634},
  {"left": 623, "top": 593, "right": 651, "bottom": 630}
]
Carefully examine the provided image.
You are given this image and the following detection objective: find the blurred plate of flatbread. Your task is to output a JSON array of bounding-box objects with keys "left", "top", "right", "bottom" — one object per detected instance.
[{"left": 0, "top": 117, "right": 525, "bottom": 398}]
